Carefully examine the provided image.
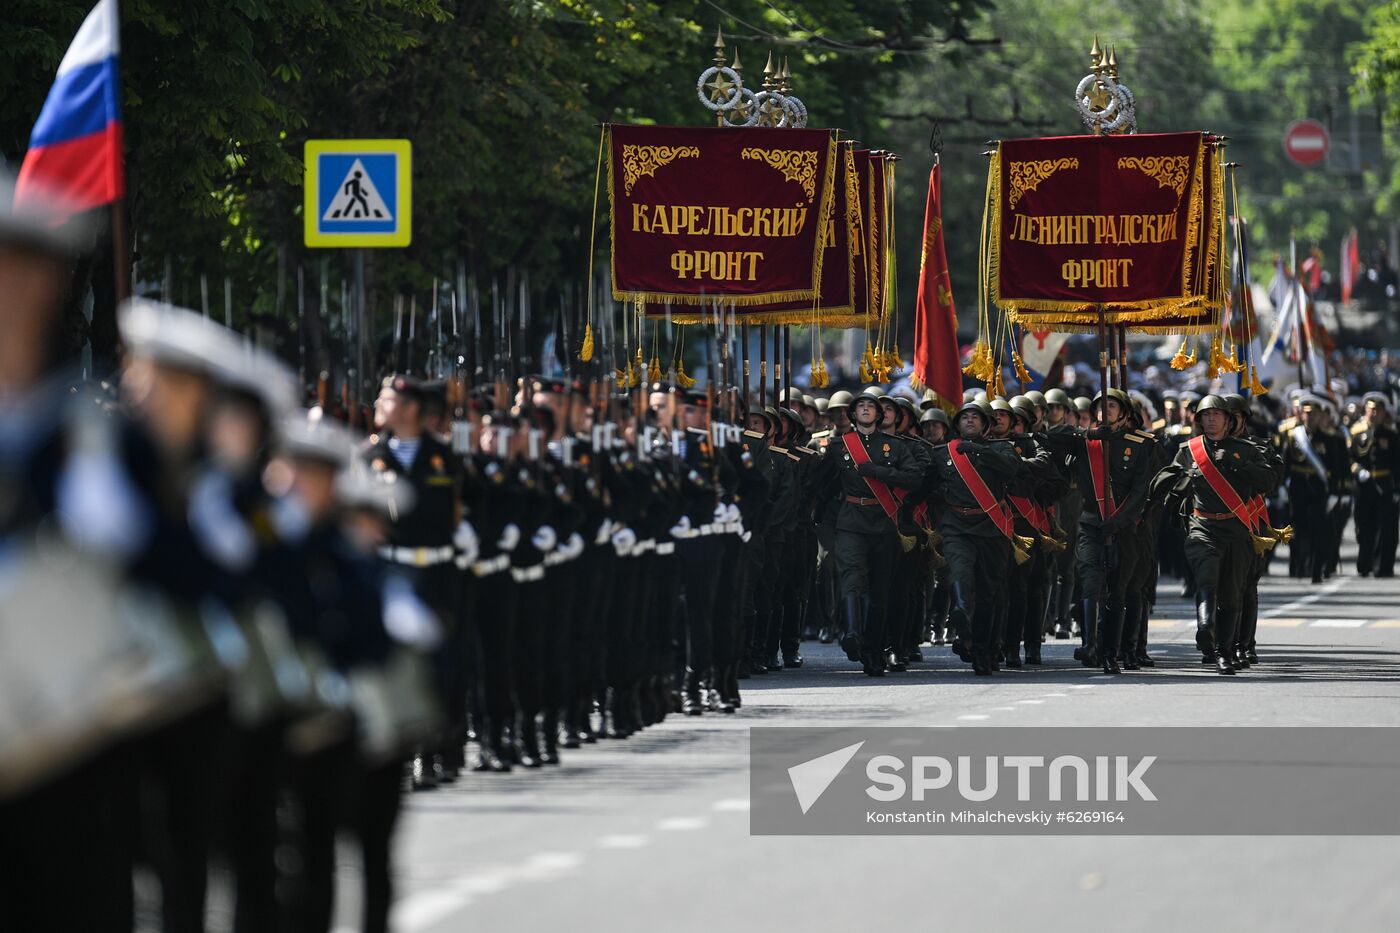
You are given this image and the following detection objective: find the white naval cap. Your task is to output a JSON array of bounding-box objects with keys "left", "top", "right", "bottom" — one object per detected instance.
[
  {"left": 118, "top": 298, "right": 242, "bottom": 376},
  {"left": 277, "top": 412, "right": 357, "bottom": 467}
]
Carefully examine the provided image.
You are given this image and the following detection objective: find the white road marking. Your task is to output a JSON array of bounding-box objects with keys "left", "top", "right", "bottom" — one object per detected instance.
[
  {"left": 712, "top": 798, "right": 750, "bottom": 812},
  {"left": 657, "top": 816, "right": 708, "bottom": 831},
  {"left": 1312, "top": 618, "right": 1368, "bottom": 628},
  {"left": 1261, "top": 578, "right": 1344, "bottom": 618},
  {"left": 958, "top": 714, "right": 989, "bottom": 721},
  {"left": 597, "top": 834, "right": 650, "bottom": 849},
  {"left": 1016, "top": 699, "right": 1045, "bottom": 705},
  {"left": 1069, "top": 684, "right": 1097, "bottom": 689},
  {"left": 393, "top": 851, "right": 584, "bottom": 930},
  {"left": 987, "top": 706, "right": 1016, "bottom": 712},
  {"left": 1041, "top": 693, "right": 1068, "bottom": 697}
]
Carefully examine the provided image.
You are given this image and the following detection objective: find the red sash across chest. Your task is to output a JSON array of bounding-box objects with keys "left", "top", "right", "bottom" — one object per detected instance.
[
  {"left": 947, "top": 440, "right": 1017, "bottom": 541},
  {"left": 842, "top": 431, "right": 904, "bottom": 527},
  {"left": 1187, "top": 435, "right": 1258, "bottom": 530}
]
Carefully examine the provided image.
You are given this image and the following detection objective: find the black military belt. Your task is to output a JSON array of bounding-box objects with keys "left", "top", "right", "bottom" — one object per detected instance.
[
  {"left": 1193, "top": 509, "right": 1234, "bottom": 520},
  {"left": 845, "top": 495, "right": 881, "bottom": 506},
  {"left": 378, "top": 545, "right": 455, "bottom": 567}
]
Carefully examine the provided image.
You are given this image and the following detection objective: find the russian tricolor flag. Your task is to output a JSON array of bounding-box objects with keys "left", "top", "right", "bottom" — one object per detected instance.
[{"left": 15, "top": 0, "right": 124, "bottom": 213}]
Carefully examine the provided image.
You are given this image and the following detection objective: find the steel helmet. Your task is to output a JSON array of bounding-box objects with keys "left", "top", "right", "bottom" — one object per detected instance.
[
  {"left": 1045, "top": 388, "right": 1072, "bottom": 409},
  {"left": 828, "top": 390, "right": 854, "bottom": 409},
  {"left": 920, "top": 408, "right": 951, "bottom": 427},
  {"left": 1009, "top": 396, "right": 1037, "bottom": 424},
  {"left": 1195, "top": 394, "right": 1230, "bottom": 415}
]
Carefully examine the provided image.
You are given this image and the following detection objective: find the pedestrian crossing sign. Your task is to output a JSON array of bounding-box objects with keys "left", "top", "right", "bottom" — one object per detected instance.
[{"left": 304, "top": 139, "right": 411, "bottom": 247}]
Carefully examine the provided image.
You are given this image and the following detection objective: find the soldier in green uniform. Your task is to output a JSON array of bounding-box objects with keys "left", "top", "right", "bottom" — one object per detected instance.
[
  {"left": 1042, "top": 388, "right": 1082, "bottom": 641},
  {"left": 1071, "top": 388, "right": 1153, "bottom": 675},
  {"left": 1224, "top": 393, "right": 1284, "bottom": 666},
  {"left": 816, "top": 389, "right": 922, "bottom": 676},
  {"left": 1154, "top": 395, "right": 1278, "bottom": 674},
  {"left": 920, "top": 399, "right": 1033, "bottom": 675}
]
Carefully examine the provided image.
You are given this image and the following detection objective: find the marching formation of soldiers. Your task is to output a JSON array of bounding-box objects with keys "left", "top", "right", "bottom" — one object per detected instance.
[{"left": 5, "top": 167, "right": 1400, "bottom": 933}]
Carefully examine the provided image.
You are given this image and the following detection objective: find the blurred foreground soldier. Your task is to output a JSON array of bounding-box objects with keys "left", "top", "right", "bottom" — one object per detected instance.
[
  {"left": 1154, "top": 396, "right": 1276, "bottom": 674},
  {"left": 273, "top": 417, "right": 439, "bottom": 933},
  {"left": 0, "top": 174, "right": 162, "bottom": 933},
  {"left": 1351, "top": 392, "right": 1400, "bottom": 577},
  {"left": 121, "top": 298, "right": 264, "bottom": 933},
  {"left": 818, "top": 390, "right": 921, "bottom": 676},
  {"left": 365, "top": 374, "right": 461, "bottom": 787}
]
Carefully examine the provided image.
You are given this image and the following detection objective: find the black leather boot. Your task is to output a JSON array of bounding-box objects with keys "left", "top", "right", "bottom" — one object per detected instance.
[
  {"left": 473, "top": 718, "right": 512, "bottom": 773},
  {"left": 516, "top": 716, "right": 543, "bottom": 768},
  {"left": 681, "top": 668, "right": 704, "bottom": 715},
  {"left": 540, "top": 713, "right": 561, "bottom": 765},
  {"left": 839, "top": 595, "right": 864, "bottom": 663},
  {"left": 1218, "top": 609, "right": 1243, "bottom": 671},
  {"left": 721, "top": 666, "right": 741, "bottom": 710},
  {"left": 1195, "top": 590, "right": 1218, "bottom": 660},
  {"left": 1075, "top": 599, "right": 1100, "bottom": 667}
]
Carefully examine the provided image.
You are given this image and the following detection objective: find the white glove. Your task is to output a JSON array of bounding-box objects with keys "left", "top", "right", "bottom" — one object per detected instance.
[
  {"left": 594, "top": 518, "right": 614, "bottom": 546},
  {"left": 1358, "top": 469, "right": 1372, "bottom": 484},
  {"left": 532, "top": 525, "right": 558, "bottom": 553},
  {"left": 382, "top": 576, "right": 443, "bottom": 649},
  {"left": 612, "top": 526, "right": 637, "bottom": 556},
  {"left": 1327, "top": 495, "right": 1341, "bottom": 511},
  {"left": 713, "top": 503, "right": 728, "bottom": 525},
  {"left": 564, "top": 532, "right": 584, "bottom": 560},
  {"left": 453, "top": 519, "right": 480, "bottom": 564},
  {"left": 497, "top": 523, "right": 521, "bottom": 552},
  {"left": 740, "top": 530, "right": 752, "bottom": 543},
  {"left": 726, "top": 502, "right": 741, "bottom": 523},
  {"left": 670, "top": 515, "right": 694, "bottom": 539}
]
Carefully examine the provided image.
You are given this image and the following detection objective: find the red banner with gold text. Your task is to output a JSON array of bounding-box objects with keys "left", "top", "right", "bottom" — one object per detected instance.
[
  {"left": 993, "top": 132, "right": 1213, "bottom": 325},
  {"left": 609, "top": 124, "right": 837, "bottom": 307}
]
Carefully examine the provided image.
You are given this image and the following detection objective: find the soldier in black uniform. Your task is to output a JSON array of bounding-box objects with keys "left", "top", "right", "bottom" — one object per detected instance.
[
  {"left": 817, "top": 388, "right": 922, "bottom": 676},
  {"left": 1071, "top": 388, "right": 1154, "bottom": 675},
  {"left": 1351, "top": 392, "right": 1400, "bottom": 577},
  {"left": 364, "top": 375, "right": 461, "bottom": 786},
  {"left": 1281, "top": 396, "right": 1335, "bottom": 584}
]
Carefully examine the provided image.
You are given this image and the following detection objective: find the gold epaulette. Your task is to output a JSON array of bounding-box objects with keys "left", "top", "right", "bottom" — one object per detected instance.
[
  {"left": 769, "top": 446, "right": 788, "bottom": 455},
  {"left": 810, "top": 429, "right": 833, "bottom": 440},
  {"left": 1124, "top": 432, "right": 1147, "bottom": 443},
  {"left": 1151, "top": 419, "right": 1167, "bottom": 431},
  {"left": 796, "top": 446, "right": 816, "bottom": 455},
  {"left": 743, "top": 429, "right": 765, "bottom": 439},
  {"left": 1278, "top": 416, "right": 1298, "bottom": 433},
  {"left": 1351, "top": 419, "right": 1370, "bottom": 436}
]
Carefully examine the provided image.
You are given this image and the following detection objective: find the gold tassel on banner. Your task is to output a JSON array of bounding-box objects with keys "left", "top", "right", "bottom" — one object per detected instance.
[
  {"left": 1013, "top": 350, "right": 1031, "bottom": 384},
  {"left": 860, "top": 340, "right": 876, "bottom": 383},
  {"left": 675, "top": 359, "right": 696, "bottom": 389},
  {"left": 648, "top": 355, "right": 663, "bottom": 383},
  {"left": 1170, "top": 335, "right": 1191, "bottom": 370},
  {"left": 580, "top": 322, "right": 595, "bottom": 362}
]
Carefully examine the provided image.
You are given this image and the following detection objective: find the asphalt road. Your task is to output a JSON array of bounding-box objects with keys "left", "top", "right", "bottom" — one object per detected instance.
[{"left": 343, "top": 543, "right": 1400, "bottom": 933}]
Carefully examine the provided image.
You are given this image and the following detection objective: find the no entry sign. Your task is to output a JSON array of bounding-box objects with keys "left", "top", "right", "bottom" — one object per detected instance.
[{"left": 1283, "top": 119, "right": 1329, "bottom": 167}]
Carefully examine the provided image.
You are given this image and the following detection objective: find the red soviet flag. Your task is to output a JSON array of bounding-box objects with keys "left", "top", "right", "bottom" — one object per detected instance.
[{"left": 912, "top": 161, "right": 960, "bottom": 411}]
